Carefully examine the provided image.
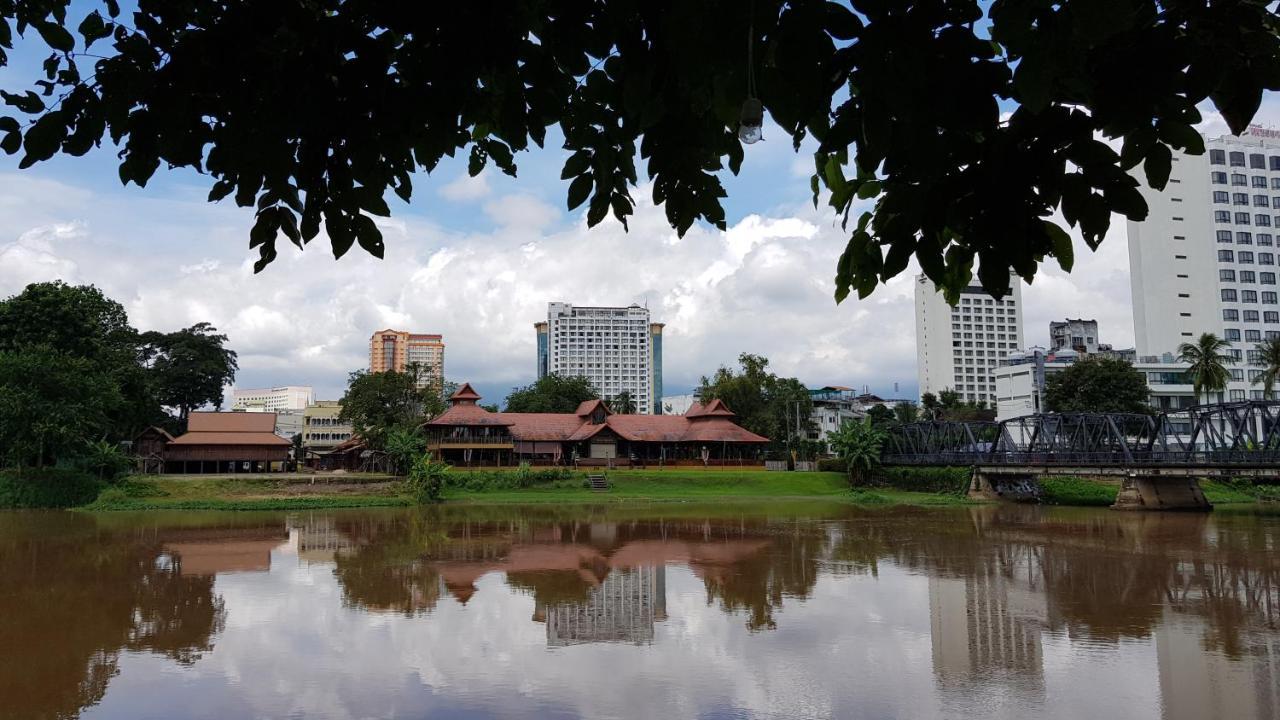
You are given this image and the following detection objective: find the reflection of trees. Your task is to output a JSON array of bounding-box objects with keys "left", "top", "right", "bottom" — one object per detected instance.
[
  {"left": 332, "top": 513, "right": 446, "bottom": 616},
  {"left": 0, "top": 513, "right": 224, "bottom": 720},
  {"left": 700, "top": 527, "right": 824, "bottom": 631}
]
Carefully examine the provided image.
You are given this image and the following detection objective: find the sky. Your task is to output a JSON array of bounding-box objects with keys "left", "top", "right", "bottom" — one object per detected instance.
[{"left": 1, "top": 27, "right": 1278, "bottom": 406}]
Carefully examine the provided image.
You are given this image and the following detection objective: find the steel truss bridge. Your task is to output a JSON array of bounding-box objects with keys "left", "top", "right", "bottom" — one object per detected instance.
[{"left": 882, "top": 401, "right": 1280, "bottom": 471}]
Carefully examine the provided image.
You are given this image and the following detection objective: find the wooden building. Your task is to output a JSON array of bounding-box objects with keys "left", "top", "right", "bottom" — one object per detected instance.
[
  {"left": 425, "top": 384, "right": 769, "bottom": 467},
  {"left": 165, "top": 412, "right": 291, "bottom": 473},
  {"left": 133, "top": 426, "right": 175, "bottom": 474}
]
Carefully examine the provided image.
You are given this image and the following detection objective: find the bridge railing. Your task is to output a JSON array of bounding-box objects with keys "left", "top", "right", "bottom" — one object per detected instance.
[{"left": 881, "top": 401, "right": 1280, "bottom": 467}]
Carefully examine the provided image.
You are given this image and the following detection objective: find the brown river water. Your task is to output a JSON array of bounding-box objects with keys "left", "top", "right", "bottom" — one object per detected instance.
[{"left": 1, "top": 503, "right": 1277, "bottom": 720}]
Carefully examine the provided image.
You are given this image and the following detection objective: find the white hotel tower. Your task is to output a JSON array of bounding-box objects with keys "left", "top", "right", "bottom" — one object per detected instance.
[
  {"left": 915, "top": 274, "right": 1025, "bottom": 406},
  {"left": 1128, "top": 126, "right": 1280, "bottom": 400}
]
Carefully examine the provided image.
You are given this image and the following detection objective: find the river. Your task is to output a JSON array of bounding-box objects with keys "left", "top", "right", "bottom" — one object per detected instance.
[{"left": 1, "top": 503, "right": 1277, "bottom": 719}]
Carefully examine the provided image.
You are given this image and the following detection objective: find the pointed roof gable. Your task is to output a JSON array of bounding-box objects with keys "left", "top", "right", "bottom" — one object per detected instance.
[
  {"left": 686, "top": 398, "right": 736, "bottom": 419},
  {"left": 574, "top": 399, "right": 612, "bottom": 417},
  {"left": 451, "top": 383, "right": 482, "bottom": 403}
]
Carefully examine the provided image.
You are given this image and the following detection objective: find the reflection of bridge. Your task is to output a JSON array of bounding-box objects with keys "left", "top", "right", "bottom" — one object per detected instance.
[{"left": 882, "top": 402, "right": 1280, "bottom": 510}]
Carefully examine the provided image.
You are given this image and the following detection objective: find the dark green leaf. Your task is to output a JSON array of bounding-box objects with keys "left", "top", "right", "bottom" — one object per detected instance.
[
  {"left": 1143, "top": 143, "right": 1172, "bottom": 191},
  {"left": 567, "top": 173, "right": 592, "bottom": 211}
]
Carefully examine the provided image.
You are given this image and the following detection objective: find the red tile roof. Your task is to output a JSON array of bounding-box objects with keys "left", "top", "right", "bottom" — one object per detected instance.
[
  {"left": 170, "top": 431, "right": 290, "bottom": 446},
  {"left": 426, "top": 404, "right": 514, "bottom": 427},
  {"left": 686, "top": 399, "right": 735, "bottom": 418},
  {"left": 451, "top": 383, "right": 482, "bottom": 401}
]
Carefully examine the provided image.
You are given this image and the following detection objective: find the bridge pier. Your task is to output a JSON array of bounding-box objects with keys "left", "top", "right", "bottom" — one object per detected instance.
[
  {"left": 1112, "top": 475, "right": 1212, "bottom": 512},
  {"left": 968, "top": 470, "right": 1043, "bottom": 503}
]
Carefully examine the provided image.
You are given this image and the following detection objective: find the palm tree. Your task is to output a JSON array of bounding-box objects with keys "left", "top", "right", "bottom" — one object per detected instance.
[
  {"left": 1177, "top": 333, "right": 1235, "bottom": 404},
  {"left": 610, "top": 390, "right": 637, "bottom": 414},
  {"left": 1253, "top": 337, "right": 1280, "bottom": 399}
]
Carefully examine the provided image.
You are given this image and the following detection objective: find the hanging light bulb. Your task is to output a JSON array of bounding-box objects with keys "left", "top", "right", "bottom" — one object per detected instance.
[{"left": 739, "top": 97, "right": 763, "bottom": 144}]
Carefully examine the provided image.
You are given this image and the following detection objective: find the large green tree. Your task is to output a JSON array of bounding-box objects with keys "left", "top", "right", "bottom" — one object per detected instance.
[
  {"left": 698, "top": 353, "right": 813, "bottom": 443},
  {"left": 339, "top": 369, "right": 446, "bottom": 450},
  {"left": 1, "top": 3, "right": 1276, "bottom": 298},
  {"left": 0, "top": 281, "right": 154, "bottom": 439},
  {"left": 0, "top": 349, "right": 121, "bottom": 467},
  {"left": 503, "top": 375, "right": 599, "bottom": 413},
  {"left": 1177, "top": 333, "right": 1235, "bottom": 404},
  {"left": 139, "top": 323, "right": 238, "bottom": 422},
  {"left": 1043, "top": 357, "right": 1153, "bottom": 414}
]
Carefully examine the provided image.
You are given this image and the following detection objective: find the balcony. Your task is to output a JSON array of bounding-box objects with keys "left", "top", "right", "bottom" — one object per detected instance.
[{"left": 428, "top": 433, "right": 515, "bottom": 450}]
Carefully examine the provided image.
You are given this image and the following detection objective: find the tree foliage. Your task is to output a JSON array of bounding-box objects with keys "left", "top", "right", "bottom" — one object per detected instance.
[
  {"left": 503, "top": 375, "right": 598, "bottom": 413},
  {"left": 892, "top": 401, "right": 918, "bottom": 425},
  {"left": 339, "top": 369, "right": 445, "bottom": 450},
  {"left": 139, "top": 322, "right": 238, "bottom": 421},
  {"left": 609, "top": 390, "right": 637, "bottom": 415},
  {"left": 827, "top": 418, "right": 885, "bottom": 486},
  {"left": 1177, "top": 333, "right": 1235, "bottom": 404},
  {"left": 1043, "top": 357, "right": 1153, "bottom": 414},
  {"left": 698, "top": 353, "right": 813, "bottom": 443},
  {"left": 2, "top": 3, "right": 1276, "bottom": 297},
  {"left": 1253, "top": 338, "right": 1280, "bottom": 400},
  {"left": 0, "top": 349, "right": 122, "bottom": 468}
]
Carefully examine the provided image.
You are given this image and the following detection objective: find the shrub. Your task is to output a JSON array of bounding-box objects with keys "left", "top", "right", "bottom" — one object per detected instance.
[
  {"left": 77, "top": 440, "right": 134, "bottom": 483},
  {"left": 816, "top": 457, "right": 846, "bottom": 473},
  {"left": 874, "top": 466, "right": 970, "bottom": 496},
  {"left": 0, "top": 468, "right": 102, "bottom": 508},
  {"left": 444, "top": 466, "right": 577, "bottom": 492},
  {"left": 405, "top": 453, "right": 450, "bottom": 504}
]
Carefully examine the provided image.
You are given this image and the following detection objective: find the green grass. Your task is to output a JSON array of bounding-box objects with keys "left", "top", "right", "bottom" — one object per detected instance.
[
  {"left": 73, "top": 469, "right": 976, "bottom": 511},
  {"left": 1040, "top": 476, "right": 1120, "bottom": 506}
]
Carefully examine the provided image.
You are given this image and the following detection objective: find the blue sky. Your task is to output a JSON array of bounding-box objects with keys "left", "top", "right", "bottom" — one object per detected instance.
[{"left": 0, "top": 9, "right": 1276, "bottom": 406}]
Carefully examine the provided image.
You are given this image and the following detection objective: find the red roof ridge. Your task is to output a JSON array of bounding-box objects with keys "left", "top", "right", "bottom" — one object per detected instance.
[
  {"left": 574, "top": 399, "right": 612, "bottom": 417},
  {"left": 451, "top": 383, "right": 482, "bottom": 402}
]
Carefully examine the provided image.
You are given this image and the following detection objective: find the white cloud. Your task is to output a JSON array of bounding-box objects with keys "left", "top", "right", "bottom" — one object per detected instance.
[
  {"left": 0, "top": 222, "right": 84, "bottom": 290},
  {"left": 438, "top": 172, "right": 491, "bottom": 202}
]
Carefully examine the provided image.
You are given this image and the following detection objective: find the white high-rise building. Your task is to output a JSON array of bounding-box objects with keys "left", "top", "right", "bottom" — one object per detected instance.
[
  {"left": 231, "top": 386, "right": 314, "bottom": 412},
  {"left": 1128, "top": 126, "right": 1280, "bottom": 401},
  {"left": 915, "top": 274, "right": 1025, "bottom": 406},
  {"left": 536, "top": 302, "right": 664, "bottom": 414}
]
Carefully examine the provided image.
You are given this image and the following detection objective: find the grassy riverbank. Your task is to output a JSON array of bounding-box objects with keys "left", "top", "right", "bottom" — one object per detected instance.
[{"left": 72, "top": 469, "right": 972, "bottom": 511}]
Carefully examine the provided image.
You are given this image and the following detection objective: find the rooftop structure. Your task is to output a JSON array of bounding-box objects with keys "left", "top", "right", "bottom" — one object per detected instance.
[
  {"left": 369, "top": 329, "right": 445, "bottom": 388},
  {"left": 915, "top": 273, "right": 1025, "bottom": 406},
  {"left": 231, "top": 386, "right": 314, "bottom": 412}
]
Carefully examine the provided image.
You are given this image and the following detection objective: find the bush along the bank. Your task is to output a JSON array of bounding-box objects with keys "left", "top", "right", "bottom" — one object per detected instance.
[
  {"left": 874, "top": 466, "right": 971, "bottom": 496},
  {"left": 0, "top": 468, "right": 103, "bottom": 508},
  {"left": 816, "top": 457, "right": 846, "bottom": 473},
  {"left": 445, "top": 466, "right": 580, "bottom": 492},
  {"left": 405, "top": 453, "right": 450, "bottom": 504}
]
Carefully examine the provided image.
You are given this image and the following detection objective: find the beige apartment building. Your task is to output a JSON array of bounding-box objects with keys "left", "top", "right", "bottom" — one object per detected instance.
[
  {"left": 369, "top": 329, "right": 445, "bottom": 388},
  {"left": 302, "top": 401, "right": 354, "bottom": 453}
]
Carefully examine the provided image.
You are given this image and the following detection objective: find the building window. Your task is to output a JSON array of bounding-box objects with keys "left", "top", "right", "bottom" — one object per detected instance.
[
  {"left": 1234, "top": 192, "right": 1250, "bottom": 205},
  {"left": 1219, "top": 250, "right": 1235, "bottom": 262},
  {"left": 1258, "top": 193, "right": 1273, "bottom": 206},
  {"left": 1264, "top": 292, "right": 1278, "bottom": 305},
  {"left": 1241, "top": 251, "right": 1255, "bottom": 264},
  {"left": 1225, "top": 328, "right": 1242, "bottom": 341},
  {"left": 1260, "top": 215, "right": 1274, "bottom": 227},
  {"left": 1222, "top": 288, "right": 1238, "bottom": 302},
  {"left": 1232, "top": 173, "right": 1248, "bottom": 186},
  {"left": 1236, "top": 212, "right": 1252, "bottom": 225},
  {"left": 1216, "top": 210, "right": 1232, "bottom": 223},
  {"left": 1212, "top": 171, "right": 1228, "bottom": 184},
  {"left": 1274, "top": 178, "right": 1280, "bottom": 189},
  {"left": 1244, "top": 310, "right": 1260, "bottom": 322},
  {"left": 1238, "top": 231, "right": 1253, "bottom": 244},
  {"left": 1231, "top": 390, "right": 1247, "bottom": 401},
  {"left": 1272, "top": 156, "right": 1280, "bottom": 171},
  {"left": 1267, "top": 311, "right": 1280, "bottom": 323},
  {"left": 1259, "top": 234, "right": 1274, "bottom": 247},
  {"left": 1214, "top": 191, "right": 1230, "bottom": 204},
  {"left": 1221, "top": 269, "right": 1237, "bottom": 282},
  {"left": 1211, "top": 149, "right": 1226, "bottom": 165},
  {"left": 1255, "top": 176, "right": 1271, "bottom": 188},
  {"left": 1241, "top": 270, "right": 1257, "bottom": 283},
  {"left": 1263, "top": 271, "right": 1277, "bottom": 284},
  {"left": 1243, "top": 290, "right": 1259, "bottom": 303},
  {"left": 1224, "top": 309, "right": 1240, "bottom": 321},
  {"left": 1251, "top": 153, "right": 1266, "bottom": 169},
  {"left": 1230, "top": 151, "right": 1246, "bottom": 167}
]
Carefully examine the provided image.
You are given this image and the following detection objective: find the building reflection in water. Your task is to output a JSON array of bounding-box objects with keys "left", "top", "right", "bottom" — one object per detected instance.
[{"left": 540, "top": 565, "right": 668, "bottom": 646}]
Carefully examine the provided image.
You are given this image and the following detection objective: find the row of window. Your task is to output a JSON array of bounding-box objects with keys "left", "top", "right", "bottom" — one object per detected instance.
[
  {"left": 1214, "top": 211, "right": 1278, "bottom": 227},
  {"left": 1222, "top": 309, "right": 1280, "bottom": 322},
  {"left": 1217, "top": 250, "right": 1275, "bottom": 265},
  {"left": 1219, "top": 269, "right": 1277, "bottom": 283},
  {"left": 1211, "top": 192, "right": 1280, "bottom": 207},
  {"left": 959, "top": 297, "right": 1016, "bottom": 306},
  {"left": 1216, "top": 231, "right": 1274, "bottom": 246},
  {"left": 1210, "top": 172, "right": 1280, "bottom": 188},
  {"left": 1209, "top": 149, "right": 1280, "bottom": 170},
  {"left": 1219, "top": 289, "right": 1280, "bottom": 304}
]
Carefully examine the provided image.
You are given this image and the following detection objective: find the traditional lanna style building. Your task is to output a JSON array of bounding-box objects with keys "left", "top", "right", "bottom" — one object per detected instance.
[
  {"left": 164, "top": 411, "right": 291, "bottom": 473},
  {"left": 425, "top": 384, "right": 769, "bottom": 467}
]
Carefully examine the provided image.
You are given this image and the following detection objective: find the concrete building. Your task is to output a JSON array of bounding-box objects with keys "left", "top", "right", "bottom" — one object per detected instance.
[
  {"left": 993, "top": 348, "right": 1197, "bottom": 421},
  {"left": 231, "top": 386, "right": 313, "bottom": 412},
  {"left": 660, "top": 393, "right": 699, "bottom": 415},
  {"left": 1128, "top": 126, "right": 1280, "bottom": 401},
  {"left": 303, "top": 400, "right": 354, "bottom": 453},
  {"left": 369, "top": 329, "right": 445, "bottom": 388},
  {"left": 915, "top": 274, "right": 1025, "bottom": 406},
  {"left": 807, "top": 386, "right": 868, "bottom": 443},
  {"left": 543, "top": 565, "right": 667, "bottom": 647},
  {"left": 1049, "top": 319, "right": 1102, "bottom": 353},
  {"left": 536, "top": 302, "right": 664, "bottom": 414}
]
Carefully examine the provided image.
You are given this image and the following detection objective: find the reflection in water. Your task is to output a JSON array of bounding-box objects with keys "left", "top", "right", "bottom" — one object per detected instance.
[{"left": 1, "top": 504, "right": 1278, "bottom": 719}]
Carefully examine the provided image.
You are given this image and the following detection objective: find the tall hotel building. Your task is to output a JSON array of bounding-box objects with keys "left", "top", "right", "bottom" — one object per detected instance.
[
  {"left": 915, "top": 274, "right": 1024, "bottom": 406},
  {"left": 368, "top": 329, "right": 445, "bottom": 388},
  {"left": 1128, "top": 127, "right": 1280, "bottom": 401},
  {"left": 535, "top": 302, "right": 664, "bottom": 414}
]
